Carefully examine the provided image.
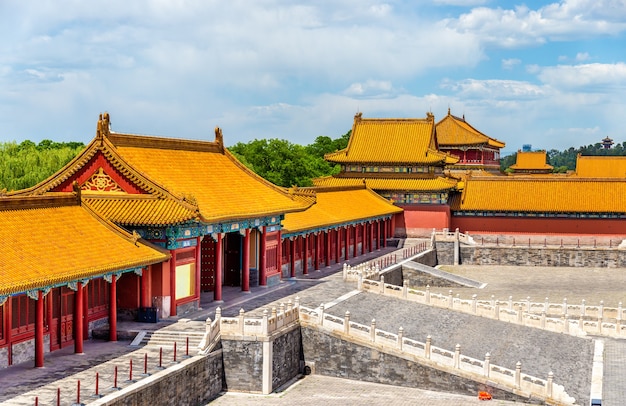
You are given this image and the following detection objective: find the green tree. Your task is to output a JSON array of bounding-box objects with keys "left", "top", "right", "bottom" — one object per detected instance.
[{"left": 0, "top": 140, "right": 85, "bottom": 191}]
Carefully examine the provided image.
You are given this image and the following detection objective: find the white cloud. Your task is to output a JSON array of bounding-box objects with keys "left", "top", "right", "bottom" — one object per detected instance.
[
  {"left": 342, "top": 80, "right": 396, "bottom": 97},
  {"left": 444, "top": 0, "right": 626, "bottom": 48},
  {"left": 575, "top": 52, "right": 590, "bottom": 61},
  {"left": 537, "top": 63, "right": 626, "bottom": 89},
  {"left": 502, "top": 58, "right": 521, "bottom": 70},
  {"left": 443, "top": 79, "right": 548, "bottom": 99}
]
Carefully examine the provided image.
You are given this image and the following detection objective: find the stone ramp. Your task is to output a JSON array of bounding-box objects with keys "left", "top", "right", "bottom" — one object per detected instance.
[
  {"left": 325, "top": 291, "right": 594, "bottom": 405},
  {"left": 402, "top": 261, "right": 485, "bottom": 288}
]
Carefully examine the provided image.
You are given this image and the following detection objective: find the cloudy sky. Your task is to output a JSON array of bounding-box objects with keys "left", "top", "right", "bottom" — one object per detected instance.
[{"left": 1, "top": 0, "right": 625, "bottom": 154}]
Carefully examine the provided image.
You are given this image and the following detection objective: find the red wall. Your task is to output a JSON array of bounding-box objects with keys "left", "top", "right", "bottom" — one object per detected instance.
[
  {"left": 451, "top": 216, "right": 626, "bottom": 235},
  {"left": 397, "top": 205, "right": 451, "bottom": 237}
]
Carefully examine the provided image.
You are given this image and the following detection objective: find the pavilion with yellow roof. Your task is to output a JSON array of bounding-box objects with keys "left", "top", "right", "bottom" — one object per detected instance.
[
  {"left": 0, "top": 192, "right": 168, "bottom": 368},
  {"left": 280, "top": 185, "right": 402, "bottom": 275},
  {"left": 1, "top": 112, "right": 406, "bottom": 369},
  {"left": 435, "top": 109, "right": 505, "bottom": 173},
  {"left": 315, "top": 112, "right": 459, "bottom": 236}
]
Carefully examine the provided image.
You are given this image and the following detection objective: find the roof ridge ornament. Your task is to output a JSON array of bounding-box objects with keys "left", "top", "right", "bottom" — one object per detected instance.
[
  {"left": 96, "top": 112, "right": 111, "bottom": 143},
  {"left": 215, "top": 126, "right": 224, "bottom": 152}
]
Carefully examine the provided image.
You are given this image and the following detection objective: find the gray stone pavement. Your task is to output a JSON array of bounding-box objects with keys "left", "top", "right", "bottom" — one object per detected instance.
[
  {"left": 208, "top": 374, "right": 523, "bottom": 405},
  {"left": 602, "top": 339, "right": 626, "bottom": 406},
  {"left": 1, "top": 240, "right": 625, "bottom": 405}
]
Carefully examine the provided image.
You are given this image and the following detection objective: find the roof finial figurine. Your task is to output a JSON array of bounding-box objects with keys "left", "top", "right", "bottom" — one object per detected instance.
[
  {"left": 215, "top": 126, "right": 223, "bottom": 143},
  {"left": 355, "top": 112, "right": 363, "bottom": 122}
]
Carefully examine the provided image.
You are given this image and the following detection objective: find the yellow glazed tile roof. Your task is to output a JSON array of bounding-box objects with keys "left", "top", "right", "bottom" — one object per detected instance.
[
  {"left": 435, "top": 110, "right": 505, "bottom": 148},
  {"left": 509, "top": 151, "right": 553, "bottom": 171},
  {"left": 450, "top": 177, "right": 626, "bottom": 213},
  {"left": 0, "top": 194, "right": 169, "bottom": 296},
  {"left": 313, "top": 176, "right": 458, "bottom": 191},
  {"left": 575, "top": 155, "right": 626, "bottom": 178},
  {"left": 282, "top": 186, "right": 402, "bottom": 233},
  {"left": 83, "top": 194, "right": 199, "bottom": 226},
  {"left": 108, "top": 131, "right": 310, "bottom": 222},
  {"left": 325, "top": 114, "right": 456, "bottom": 165}
]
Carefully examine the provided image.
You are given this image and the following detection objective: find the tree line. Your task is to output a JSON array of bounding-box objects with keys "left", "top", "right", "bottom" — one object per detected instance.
[
  {"left": 500, "top": 141, "right": 626, "bottom": 173},
  {"left": 0, "top": 140, "right": 85, "bottom": 192},
  {"left": 2, "top": 135, "right": 623, "bottom": 192}
]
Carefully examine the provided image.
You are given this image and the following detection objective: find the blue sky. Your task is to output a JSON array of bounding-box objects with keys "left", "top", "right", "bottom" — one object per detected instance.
[{"left": 1, "top": 0, "right": 625, "bottom": 155}]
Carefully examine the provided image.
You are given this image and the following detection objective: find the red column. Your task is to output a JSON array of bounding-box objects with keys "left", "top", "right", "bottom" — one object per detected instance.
[
  {"left": 242, "top": 229, "right": 250, "bottom": 292},
  {"left": 259, "top": 227, "right": 267, "bottom": 286},
  {"left": 277, "top": 230, "right": 283, "bottom": 278},
  {"left": 109, "top": 275, "right": 117, "bottom": 341},
  {"left": 35, "top": 291, "right": 44, "bottom": 368},
  {"left": 290, "top": 238, "right": 296, "bottom": 278},
  {"left": 313, "top": 233, "right": 319, "bottom": 271},
  {"left": 325, "top": 231, "right": 331, "bottom": 266},
  {"left": 382, "top": 219, "right": 387, "bottom": 248},
  {"left": 369, "top": 223, "right": 374, "bottom": 253},
  {"left": 353, "top": 225, "right": 358, "bottom": 258},
  {"left": 376, "top": 220, "right": 381, "bottom": 250},
  {"left": 335, "top": 229, "right": 341, "bottom": 263},
  {"left": 344, "top": 228, "right": 349, "bottom": 260},
  {"left": 214, "top": 234, "right": 223, "bottom": 301},
  {"left": 196, "top": 238, "right": 202, "bottom": 299},
  {"left": 75, "top": 282, "right": 84, "bottom": 354},
  {"left": 169, "top": 251, "right": 177, "bottom": 317},
  {"left": 302, "top": 234, "right": 309, "bottom": 275}
]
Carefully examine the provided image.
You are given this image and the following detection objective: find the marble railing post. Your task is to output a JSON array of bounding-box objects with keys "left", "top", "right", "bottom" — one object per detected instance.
[
  {"left": 581, "top": 299, "right": 586, "bottom": 316},
  {"left": 425, "top": 335, "right": 431, "bottom": 359},
  {"left": 397, "top": 327, "right": 404, "bottom": 351},
  {"left": 518, "top": 305, "right": 523, "bottom": 324},
  {"left": 344, "top": 311, "right": 350, "bottom": 335},
  {"left": 547, "top": 371, "right": 554, "bottom": 399},
  {"left": 370, "top": 319, "right": 376, "bottom": 342},
  {"left": 484, "top": 353, "right": 491, "bottom": 377},
  {"left": 402, "top": 280, "right": 408, "bottom": 299},
  {"left": 426, "top": 285, "right": 431, "bottom": 304},
  {"left": 262, "top": 309, "right": 269, "bottom": 335},
  {"left": 472, "top": 294, "right": 477, "bottom": 314},
  {"left": 318, "top": 304, "right": 324, "bottom": 325},
  {"left": 563, "top": 298, "right": 568, "bottom": 317},
  {"left": 515, "top": 362, "right": 521, "bottom": 388},
  {"left": 454, "top": 344, "right": 461, "bottom": 368},
  {"left": 239, "top": 309, "right": 245, "bottom": 335},
  {"left": 541, "top": 311, "right": 546, "bottom": 329},
  {"left": 448, "top": 290, "right": 453, "bottom": 309},
  {"left": 380, "top": 276, "right": 385, "bottom": 295}
]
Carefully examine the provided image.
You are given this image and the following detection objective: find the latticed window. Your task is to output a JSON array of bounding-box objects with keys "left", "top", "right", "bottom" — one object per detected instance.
[{"left": 11, "top": 294, "right": 36, "bottom": 335}]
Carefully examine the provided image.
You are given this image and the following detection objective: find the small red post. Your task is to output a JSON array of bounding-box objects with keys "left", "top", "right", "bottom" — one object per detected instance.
[
  {"left": 144, "top": 353, "right": 148, "bottom": 374},
  {"left": 173, "top": 342, "right": 177, "bottom": 362},
  {"left": 159, "top": 347, "right": 163, "bottom": 368},
  {"left": 77, "top": 380, "right": 81, "bottom": 405},
  {"left": 129, "top": 359, "right": 133, "bottom": 381},
  {"left": 57, "top": 388, "right": 60, "bottom": 406},
  {"left": 528, "top": 238, "right": 531, "bottom": 248},
  {"left": 95, "top": 372, "right": 100, "bottom": 397},
  {"left": 114, "top": 366, "right": 118, "bottom": 389},
  {"left": 186, "top": 337, "right": 189, "bottom": 357},
  {"left": 35, "top": 397, "right": 38, "bottom": 406}
]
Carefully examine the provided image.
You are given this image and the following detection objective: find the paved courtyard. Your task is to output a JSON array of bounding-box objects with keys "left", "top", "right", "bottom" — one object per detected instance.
[{"left": 1, "top": 242, "right": 625, "bottom": 405}]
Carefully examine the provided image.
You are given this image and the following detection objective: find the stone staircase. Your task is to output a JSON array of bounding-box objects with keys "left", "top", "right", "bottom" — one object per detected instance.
[{"left": 130, "top": 329, "right": 206, "bottom": 352}]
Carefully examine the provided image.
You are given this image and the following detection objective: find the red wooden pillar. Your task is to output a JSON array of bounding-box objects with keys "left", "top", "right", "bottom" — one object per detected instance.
[
  {"left": 344, "top": 228, "right": 350, "bottom": 260},
  {"left": 259, "top": 226, "right": 267, "bottom": 286},
  {"left": 242, "top": 229, "right": 250, "bottom": 292},
  {"left": 303, "top": 235, "right": 309, "bottom": 275},
  {"left": 313, "top": 233, "right": 320, "bottom": 271},
  {"left": 353, "top": 225, "right": 358, "bottom": 258},
  {"left": 75, "top": 282, "right": 84, "bottom": 354},
  {"left": 196, "top": 237, "right": 202, "bottom": 299},
  {"left": 35, "top": 291, "right": 44, "bottom": 368},
  {"left": 109, "top": 275, "right": 117, "bottom": 341},
  {"left": 277, "top": 230, "right": 283, "bottom": 278},
  {"left": 169, "top": 250, "right": 177, "bottom": 317},
  {"left": 290, "top": 238, "right": 296, "bottom": 278},
  {"left": 382, "top": 219, "right": 387, "bottom": 248},
  {"left": 369, "top": 222, "right": 374, "bottom": 253},
  {"left": 335, "top": 229, "right": 341, "bottom": 263},
  {"left": 214, "top": 234, "right": 223, "bottom": 302},
  {"left": 325, "top": 231, "right": 331, "bottom": 266},
  {"left": 376, "top": 220, "right": 381, "bottom": 250}
]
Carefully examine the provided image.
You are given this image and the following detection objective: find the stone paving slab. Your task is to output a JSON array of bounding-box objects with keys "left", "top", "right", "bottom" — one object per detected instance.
[{"left": 208, "top": 374, "right": 524, "bottom": 405}]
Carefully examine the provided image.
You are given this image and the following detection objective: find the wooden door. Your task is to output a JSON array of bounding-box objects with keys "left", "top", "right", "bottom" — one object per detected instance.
[
  {"left": 224, "top": 233, "right": 241, "bottom": 286},
  {"left": 49, "top": 288, "right": 60, "bottom": 351},
  {"left": 60, "top": 287, "right": 74, "bottom": 348},
  {"left": 201, "top": 238, "right": 216, "bottom": 292}
]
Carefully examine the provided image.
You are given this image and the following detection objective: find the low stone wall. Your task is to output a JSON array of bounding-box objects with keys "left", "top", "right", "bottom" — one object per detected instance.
[
  {"left": 436, "top": 241, "right": 626, "bottom": 268},
  {"left": 222, "top": 339, "right": 264, "bottom": 392},
  {"left": 92, "top": 350, "right": 224, "bottom": 406},
  {"left": 381, "top": 250, "right": 438, "bottom": 286},
  {"left": 272, "top": 327, "right": 303, "bottom": 390},
  {"left": 301, "top": 327, "right": 538, "bottom": 403}
]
